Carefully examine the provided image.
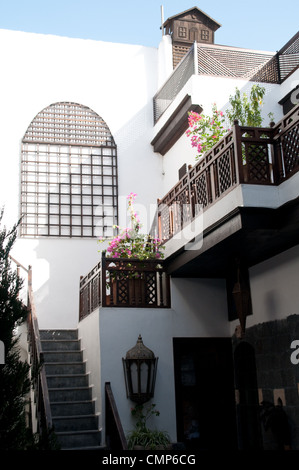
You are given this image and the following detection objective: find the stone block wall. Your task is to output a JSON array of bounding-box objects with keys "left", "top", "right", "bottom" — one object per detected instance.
[{"left": 233, "top": 314, "right": 299, "bottom": 450}]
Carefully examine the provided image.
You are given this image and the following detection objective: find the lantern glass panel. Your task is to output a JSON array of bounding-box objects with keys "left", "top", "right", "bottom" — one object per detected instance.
[
  {"left": 130, "top": 362, "right": 138, "bottom": 394},
  {"left": 140, "top": 362, "right": 148, "bottom": 394}
]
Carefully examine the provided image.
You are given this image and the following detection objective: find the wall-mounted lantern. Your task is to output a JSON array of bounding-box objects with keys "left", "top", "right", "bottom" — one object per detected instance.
[{"left": 122, "top": 335, "right": 158, "bottom": 404}]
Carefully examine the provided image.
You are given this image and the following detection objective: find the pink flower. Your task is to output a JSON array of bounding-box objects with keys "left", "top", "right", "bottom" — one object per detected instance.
[
  {"left": 188, "top": 111, "right": 202, "bottom": 127},
  {"left": 127, "top": 192, "right": 137, "bottom": 201}
]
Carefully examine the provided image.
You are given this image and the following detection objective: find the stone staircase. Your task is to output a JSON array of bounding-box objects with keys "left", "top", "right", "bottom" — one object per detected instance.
[{"left": 40, "top": 329, "right": 103, "bottom": 450}]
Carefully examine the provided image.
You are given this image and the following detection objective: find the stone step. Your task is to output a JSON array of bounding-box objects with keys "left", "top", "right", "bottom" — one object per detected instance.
[
  {"left": 55, "top": 430, "right": 102, "bottom": 449},
  {"left": 52, "top": 414, "right": 99, "bottom": 432},
  {"left": 40, "top": 329, "right": 78, "bottom": 341},
  {"left": 41, "top": 339, "right": 81, "bottom": 351},
  {"left": 49, "top": 387, "right": 92, "bottom": 402},
  {"left": 41, "top": 328, "right": 102, "bottom": 451},
  {"left": 51, "top": 400, "right": 95, "bottom": 417},
  {"left": 45, "top": 362, "right": 86, "bottom": 375},
  {"left": 47, "top": 374, "right": 90, "bottom": 389},
  {"left": 43, "top": 350, "right": 83, "bottom": 363}
]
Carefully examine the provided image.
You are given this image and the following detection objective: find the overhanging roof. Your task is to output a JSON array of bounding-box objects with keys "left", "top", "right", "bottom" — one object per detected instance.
[{"left": 163, "top": 7, "right": 222, "bottom": 30}]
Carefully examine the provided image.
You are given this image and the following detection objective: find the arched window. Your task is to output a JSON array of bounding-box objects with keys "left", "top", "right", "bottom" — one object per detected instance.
[{"left": 20, "top": 102, "right": 118, "bottom": 238}]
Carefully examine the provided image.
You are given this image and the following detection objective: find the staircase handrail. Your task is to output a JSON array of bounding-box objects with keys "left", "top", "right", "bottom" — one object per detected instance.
[
  {"left": 105, "top": 382, "right": 128, "bottom": 450},
  {"left": 9, "top": 256, "right": 52, "bottom": 433},
  {"left": 27, "top": 265, "right": 53, "bottom": 431}
]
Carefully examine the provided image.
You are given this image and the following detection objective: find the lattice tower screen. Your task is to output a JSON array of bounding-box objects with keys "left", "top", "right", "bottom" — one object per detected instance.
[{"left": 20, "top": 102, "right": 118, "bottom": 238}]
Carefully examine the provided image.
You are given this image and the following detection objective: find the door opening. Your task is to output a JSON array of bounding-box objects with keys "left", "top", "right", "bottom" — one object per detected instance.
[{"left": 173, "top": 337, "right": 238, "bottom": 450}]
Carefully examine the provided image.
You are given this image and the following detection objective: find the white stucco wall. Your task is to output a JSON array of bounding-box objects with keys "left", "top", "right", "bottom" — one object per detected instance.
[
  {"left": 248, "top": 244, "right": 299, "bottom": 327},
  {"left": 277, "top": 68, "right": 299, "bottom": 106},
  {"left": 0, "top": 29, "right": 164, "bottom": 328},
  {"left": 1, "top": 28, "right": 297, "bottom": 329},
  {"left": 78, "top": 309, "right": 102, "bottom": 420},
  {"left": 95, "top": 276, "right": 230, "bottom": 444},
  {"left": 229, "top": 243, "right": 299, "bottom": 335},
  {"left": 157, "top": 34, "right": 173, "bottom": 88},
  {"left": 0, "top": 29, "right": 162, "bottom": 221}
]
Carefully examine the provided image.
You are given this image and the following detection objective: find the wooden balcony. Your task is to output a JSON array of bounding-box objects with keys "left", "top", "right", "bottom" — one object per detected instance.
[
  {"left": 79, "top": 253, "right": 171, "bottom": 321},
  {"left": 156, "top": 104, "right": 299, "bottom": 244}
]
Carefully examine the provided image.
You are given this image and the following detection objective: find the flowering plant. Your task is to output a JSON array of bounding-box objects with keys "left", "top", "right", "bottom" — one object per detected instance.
[
  {"left": 186, "top": 87, "right": 272, "bottom": 164},
  {"left": 99, "top": 193, "right": 164, "bottom": 261},
  {"left": 185, "top": 103, "right": 227, "bottom": 160}
]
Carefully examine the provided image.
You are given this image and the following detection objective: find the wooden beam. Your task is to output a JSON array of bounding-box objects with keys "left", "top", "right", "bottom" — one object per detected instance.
[{"left": 151, "top": 95, "right": 202, "bottom": 155}]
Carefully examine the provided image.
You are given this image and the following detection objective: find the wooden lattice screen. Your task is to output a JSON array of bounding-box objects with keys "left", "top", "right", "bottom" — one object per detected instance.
[
  {"left": 21, "top": 102, "right": 118, "bottom": 238},
  {"left": 172, "top": 32, "right": 299, "bottom": 83}
]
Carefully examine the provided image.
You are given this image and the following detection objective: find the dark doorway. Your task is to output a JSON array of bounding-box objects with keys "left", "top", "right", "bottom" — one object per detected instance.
[
  {"left": 173, "top": 337, "right": 238, "bottom": 450},
  {"left": 234, "top": 342, "right": 262, "bottom": 449}
]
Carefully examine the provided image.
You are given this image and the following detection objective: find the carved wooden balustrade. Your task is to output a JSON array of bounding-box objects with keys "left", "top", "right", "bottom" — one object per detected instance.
[
  {"left": 155, "top": 104, "right": 299, "bottom": 241},
  {"left": 79, "top": 252, "right": 171, "bottom": 321}
]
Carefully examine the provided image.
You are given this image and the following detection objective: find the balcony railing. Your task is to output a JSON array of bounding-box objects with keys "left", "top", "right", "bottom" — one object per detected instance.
[
  {"left": 153, "top": 45, "right": 196, "bottom": 123},
  {"left": 154, "top": 104, "right": 299, "bottom": 242},
  {"left": 79, "top": 253, "right": 171, "bottom": 321},
  {"left": 153, "top": 32, "right": 299, "bottom": 123}
]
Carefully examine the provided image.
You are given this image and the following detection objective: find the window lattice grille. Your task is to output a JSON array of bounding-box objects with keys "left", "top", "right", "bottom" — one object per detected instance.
[
  {"left": 23, "top": 101, "right": 115, "bottom": 147},
  {"left": 21, "top": 102, "right": 118, "bottom": 238}
]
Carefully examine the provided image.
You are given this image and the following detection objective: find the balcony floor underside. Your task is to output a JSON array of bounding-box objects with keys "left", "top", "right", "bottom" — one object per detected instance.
[{"left": 165, "top": 196, "right": 299, "bottom": 278}]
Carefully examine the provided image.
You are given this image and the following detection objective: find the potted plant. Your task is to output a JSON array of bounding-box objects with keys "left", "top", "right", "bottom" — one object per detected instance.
[
  {"left": 99, "top": 192, "right": 164, "bottom": 261},
  {"left": 98, "top": 193, "right": 165, "bottom": 305},
  {"left": 127, "top": 403, "right": 171, "bottom": 450}
]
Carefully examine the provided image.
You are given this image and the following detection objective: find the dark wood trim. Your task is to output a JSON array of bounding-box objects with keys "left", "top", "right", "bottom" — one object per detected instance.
[
  {"left": 165, "top": 206, "right": 243, "bottom": 275},
  {"left": 27, "top": 265, "right": 53, "bottom": 433},
  {"left": 165, "top": 196, "right": 299, "bottom": 278},
  {"left": 105, "top": 382, "right": 128, "bottom": 450},
  {"left": 277, "top": 31, "right": 299, "bottom": 55},
  {"left": 151, "top": 95, "right": 202, "bottom": 155},
  {"left": 79, "top": 255, "right": 171, "bottom": 320}
]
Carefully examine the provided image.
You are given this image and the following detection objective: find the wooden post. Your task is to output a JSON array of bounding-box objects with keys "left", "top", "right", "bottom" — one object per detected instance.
[
  {"left": 232, "top": 120, "right": 244, "bottom": 184},
  {"left": 79, "top": 276, "right": 83, "bottom": 321},
  {"left": 101, "top": 252, "right": 107, "bottom": 307},
  {"left": 158, "top": 271, "right": 164, "bottom": 307},
  {"left": 272, "top": 124, "right": 284, "bottom": 184}
]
